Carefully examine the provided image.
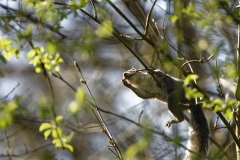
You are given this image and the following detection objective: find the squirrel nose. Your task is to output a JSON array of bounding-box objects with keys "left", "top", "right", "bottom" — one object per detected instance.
[{"left": 124, "top": 72, "right": 132, "bottom": 77}]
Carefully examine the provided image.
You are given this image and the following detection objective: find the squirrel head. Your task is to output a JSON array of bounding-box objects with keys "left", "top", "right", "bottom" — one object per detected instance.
[{"left": 123, "top": 68, "right": 151, "bottom": 88}]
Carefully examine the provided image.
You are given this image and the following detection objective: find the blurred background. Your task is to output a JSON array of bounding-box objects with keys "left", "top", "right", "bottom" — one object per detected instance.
[{"left": 0, "top": 0, "right": 238, "bottom": 159}]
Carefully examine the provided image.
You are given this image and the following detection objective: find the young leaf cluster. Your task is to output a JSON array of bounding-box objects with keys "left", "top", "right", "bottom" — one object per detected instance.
[
  {"left": 184, "top": 75, "right": 237, "bottom": 120},
  {"left": 203, "top": 96, "right": 237, "bottom": 120},
  {"left": 184, "top": 74, "right": 204, "bottom": 100},
  {"left": 169, "top": 2, "right": 200, "bottom": 25},
  {"left": 27, "top": 46, "right": 63, "bottom": 73},
  {"left": 0, "top": 98, "right": 20, "bottom": 128},
  {"left": 124, "top": 125, "right": 152, "bottom": 159},
  {"left": 39, "top": 116, "right": 74, "bottom": 152},
  {"left": 0, "top": 37, "right": 19, "bottom": 60}
]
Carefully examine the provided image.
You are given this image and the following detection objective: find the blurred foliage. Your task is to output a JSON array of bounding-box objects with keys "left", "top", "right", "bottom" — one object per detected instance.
[
  {"left": 0, "top": 97, "right": 21, "bottom": 128},
  {"left": 0, "top": 36, "right": 19, "bottom": 60},
  {"left": 37, "top": 94, "right": 52, "bottom": 120},
  {"left": 96, "top": 19, "right": 113, "bottom": 38},
  {"left": 124, "top": 125, "right": 152, "bottom": 159},
  {"left": 28, "top": 46, "right": 63, "bottom": 73},
  {"left": 183, "top": 74, "right": 204, "bottom": 100},
  {"left": 68, "top": 87, "right": 85, "bottom": 115},
  {"left": 0, "top": 0, "right": 240, "bottom": 159}
]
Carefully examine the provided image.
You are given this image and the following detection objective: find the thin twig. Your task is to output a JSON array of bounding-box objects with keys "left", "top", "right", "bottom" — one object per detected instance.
[
  {"left": 74, "top": 61, "right": 123, "bottom": 160},
  {"left": 213, "top": 116, "right": 219, "bottom": 129},
  {"left": 0, "top": 82, "right": 20, "bottom": 100},
  {"left": 138, "top": 110, "right": 144, "bottom": 124},
  {"left": 0, "top": 143, "right": 52, "bottom": 157},
  {"left": 28, "top": 40, "right": 65, "bottom": 149},
  {"left": 90, "top": 0, "right": 97, "bottom": 19},
  {"left": 51, "top": 72, "right": 76, "bottom": 92},
  {"left": 215, "top": 60, "right": 240, "bottom": 131},
  {"left": 182, "top": 54, "right": 214, "bottom": 68},
  {"left": 105, "top": 0, "right": 155, "bottom": 47},
  {"left": 218, "top": 140, "right": 234, "bottom": 159},
  {"left": 4, "top": 128, "right": 12, "bottom": 160},
  {"left": 144, "top": 0, "right": 157, "bottom": 36},
  {"left": 215, "top": 60, "right": 225, "bottom": 98},
  {"left": 0, "top": 122, "right": 32, "bottom": 142}
]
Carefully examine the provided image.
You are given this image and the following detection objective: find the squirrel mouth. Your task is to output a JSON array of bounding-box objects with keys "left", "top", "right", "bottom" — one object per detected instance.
[{"left": 123, "top": 68, "right": 137, "bottom": 79}]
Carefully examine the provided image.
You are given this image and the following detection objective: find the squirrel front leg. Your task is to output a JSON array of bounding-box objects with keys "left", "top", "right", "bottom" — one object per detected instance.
[
  {"left": 165, "top": 90, "right": 185, "bottom": 127},
  {"left": 122, "top": 79, "right": 154, "bottom": 99}
]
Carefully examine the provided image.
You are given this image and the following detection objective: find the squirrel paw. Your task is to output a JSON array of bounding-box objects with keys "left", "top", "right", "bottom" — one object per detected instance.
[
  {"left": 165, "top": 120, "right": 172, "bottom": 128},
  {"left": 122, "top": 79, "right": 132, "bottom": 88},
  {"left": 147, "top": 68, "right": 155, "bottom": 75}
]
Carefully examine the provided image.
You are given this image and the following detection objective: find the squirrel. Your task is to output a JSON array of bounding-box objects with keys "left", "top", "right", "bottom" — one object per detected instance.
[{"left": 122, "top": 68, "right": 209, "bottom": 160}]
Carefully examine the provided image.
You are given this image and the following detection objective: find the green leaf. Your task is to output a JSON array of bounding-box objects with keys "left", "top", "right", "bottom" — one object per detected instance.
[
  {"left": 184, "top": 74, "right": 198, "bottom": 86},
  {"left": 39, "top": 123, "right": 52, "bottom": 131},
  {"left": 64, "top": 144, "right": 74, "bottom": 152},
  {"left": 0, "top": 54, "right": 7, "bottom": 64},
  {"left": 227, "top": 99, "right": 238, "bottom": 106},
  {"left": 76, "top": 87, "right": 85, "bottom": 104},
  {"left": 187, "top": 2, "right": 194, "bottom": 12},
  {"left": 224, "top": 108, "right": 233, "bottom": 120},
  {"left": 55, "top": 65, "right": 60, "bottom": 72},
  {"left": 35, "top": 66, "right": 42, "bottom": 73},
  {"left": 169, "top": 14, "right": 178, "bottom": 23},
  {"left": 24, "top": 25, "right": 33, "bottom": 38},
  {"left": 3, "top": 48, "right": 18, "bottom": 60},
  {"left": 55, "top": 116, "right": 63, "bottom": 123},
  {"left": 125, "top": 144, "right": 138, "bottom": 159},
  {"left": 68, "top": 101, "right": 80, "bottom": 114},
  {"left": 96, "top": 19, "right": 113, "bottom": 38},
  {"left": 46, "top": 42, "right": 56, "bottom": 53},
  {"left": 44, "top": 129, "right": 52, "bottom": 140},
  {"left": 219, "top": 0, "right": 229, "bottom": 9},
  {"left": 66, "top": 132, "right": 74, "bottom": 142},
  {"left": 52, "top": 138, "right": 62, "bottom": 148},
  {"left": 198, "top": 39, "right": 208, "bottom": 50},
  {"left": 52, "top": 127, "right": 62, "bottom": 139},
  {"left": 27, "top": 49, "right": 36, "bottom": 58}
]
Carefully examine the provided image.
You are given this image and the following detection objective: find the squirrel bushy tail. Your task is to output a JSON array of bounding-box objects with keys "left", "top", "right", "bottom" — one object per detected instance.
[{"left": 184, "top": 104, "right": 209, "bottom": 160}]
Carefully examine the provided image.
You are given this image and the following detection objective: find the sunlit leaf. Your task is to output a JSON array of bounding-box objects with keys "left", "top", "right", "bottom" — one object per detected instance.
[
  {"left": 224, "top": 108, "right": 233, "bottom": 120},
  {"left": 198, "top": 39, "right": 208, "bottom": 50},
  {"left": 52, "top": 127, "right": 62, "bottom": 139},
  {"left": 184, "top": 74, "right": 198, "bottom": 86},
  {"left": 35, "top": 66, "right": 42, "bottom": 73},
  {"left": 96, "top": 19, "right": 113, "bottom": 38},
  {"left": 64, "top": 144, "right": 74, "bottom": 152},
  {"left": 27, "top": 49, "right": 36, "bottom": 58},
  {"left": 76, "top": 87, "right": 85, "bottom": 104},
  {"left": 3, "top": 48, "right": 18, "bottom": 60},
  {"left": 39, "top": 123, "right": 52, "bottom": 131},
  {"left": 46, "top": 42, "right": 56, "bottom": 53},
  {"left": 52, "top": 138, "right": 62, "bottom": 148},
  {"left": 55, "top": 116, "right": 63, "bottom": 123},
  {"left": 68, "top": 101, "right": 80, "bottom": 115},
  {"left": 44, "top": 129, "right": 52, "bottom": 140},
  {"left": 66, "top": 132, "right": 74, "bottom": 142},
  {"left": 169, "top": 14, "right": 178, "bottom": 23},
  {"left": 55, "top": 65, "right": 60, "bottom": 72}
]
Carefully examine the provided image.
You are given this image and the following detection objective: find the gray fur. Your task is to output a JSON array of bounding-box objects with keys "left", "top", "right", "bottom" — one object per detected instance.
[{"left": 122, "top": 68, "right": 209, "bottom": 160}]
